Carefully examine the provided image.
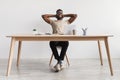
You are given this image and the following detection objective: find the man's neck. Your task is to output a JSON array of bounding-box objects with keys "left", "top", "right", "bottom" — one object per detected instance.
[{"left": 57, "top": 19, "right": 63, "bottom": 20}]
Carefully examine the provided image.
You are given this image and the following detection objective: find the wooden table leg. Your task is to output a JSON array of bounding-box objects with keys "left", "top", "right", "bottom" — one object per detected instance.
[
  {"left": 17, "top": 41, "right": 22, "bottom": 67},
  {"left": 104, "top": 38, "right": 113, "bottom": 76},
  {"left": 97, "top": 40, "right": 103, "bottom": 65},
  {"left": 6, "top": 38, "right": 16, "bottom": 76}
]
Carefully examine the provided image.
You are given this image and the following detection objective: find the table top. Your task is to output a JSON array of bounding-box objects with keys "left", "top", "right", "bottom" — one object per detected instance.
[{"left": 7, "top": 34, "right": 113, "bottom": 38}]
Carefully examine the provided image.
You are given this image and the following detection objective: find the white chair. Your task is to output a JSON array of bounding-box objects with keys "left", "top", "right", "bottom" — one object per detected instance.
[{"left": 49, "top": 53, "right": 70, "bottom": 66}]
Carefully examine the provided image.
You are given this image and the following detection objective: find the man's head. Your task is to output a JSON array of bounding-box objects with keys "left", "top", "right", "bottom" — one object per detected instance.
[{"left": 56, "top": 9, "right": 63, "bottom": 20}]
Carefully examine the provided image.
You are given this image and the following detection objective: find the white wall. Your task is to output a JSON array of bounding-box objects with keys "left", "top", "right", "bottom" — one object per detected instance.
[{"left": 0, "top": 0, "right": 120, "bottom": 59}]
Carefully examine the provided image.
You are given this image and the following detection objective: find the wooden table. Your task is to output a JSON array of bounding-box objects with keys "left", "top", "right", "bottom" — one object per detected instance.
[{"left": 6, "top": 34, "right": 113, "bottom": 76}]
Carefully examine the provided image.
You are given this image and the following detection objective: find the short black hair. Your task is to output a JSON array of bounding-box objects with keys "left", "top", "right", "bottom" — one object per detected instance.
[{"left": 56, "top": 9, "right": 63, "bottom": 13}]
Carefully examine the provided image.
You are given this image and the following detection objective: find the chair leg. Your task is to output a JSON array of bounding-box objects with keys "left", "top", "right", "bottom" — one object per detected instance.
[
  {"left": 49, "top": 53, "right": 70, "bottom": 66},
  {"left": 49, "top": 54, "right": 54, "bottom": 66},
  {"left": 65, "top": 54, "right": 70, "bottom": 66}
]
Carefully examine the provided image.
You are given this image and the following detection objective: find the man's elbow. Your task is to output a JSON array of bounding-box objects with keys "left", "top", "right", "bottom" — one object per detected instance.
[
  {"left": 41, "top": 15, "right": 45, "bottom": 18},
  {"left": 74, "top": 14, "right": 77, "bottom": 18}
]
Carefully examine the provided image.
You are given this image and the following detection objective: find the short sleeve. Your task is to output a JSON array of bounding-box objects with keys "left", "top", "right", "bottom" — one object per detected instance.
[
  {"left": 65, "top": 20, "right": 70, "bottom": 25},
  {"left": 49, "top": 19, "right": 53, "bottom": 24}
]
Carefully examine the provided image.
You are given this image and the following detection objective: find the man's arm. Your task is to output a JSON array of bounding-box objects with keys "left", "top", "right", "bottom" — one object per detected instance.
[
  {"left": 42, "top": 14, "right": 56, "bottom": 24},
  {"left": 64, "top": 14, "right": 77, "bottom": 24}
]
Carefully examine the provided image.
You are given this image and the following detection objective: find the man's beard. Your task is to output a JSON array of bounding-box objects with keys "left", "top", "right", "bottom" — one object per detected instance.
[{"left": 56, "top": 15, "right": 63, "bottom": 20}]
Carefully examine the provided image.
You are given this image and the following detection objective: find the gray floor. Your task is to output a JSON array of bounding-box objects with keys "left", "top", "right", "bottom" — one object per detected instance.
[{"left": 0, "top": 59, "right": 120, "bottom": 80}]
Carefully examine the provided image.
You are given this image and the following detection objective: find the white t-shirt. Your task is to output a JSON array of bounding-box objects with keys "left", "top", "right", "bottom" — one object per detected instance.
[{"left": 50, "top": 20, "right": 70, "bottom": 34}]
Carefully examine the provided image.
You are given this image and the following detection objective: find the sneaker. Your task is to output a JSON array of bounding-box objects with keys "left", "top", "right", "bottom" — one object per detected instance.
[
  {"left": 54, "top": 63, "right": 61, "bottom": 72},
  {"left": 59, "top": 61, "right": 64, "bottom": 70},
  {"left": 57, "top": 60, "right": 64, "bottom": 70}
]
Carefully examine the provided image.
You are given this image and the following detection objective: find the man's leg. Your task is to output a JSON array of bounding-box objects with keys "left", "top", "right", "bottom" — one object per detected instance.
[
  {"left": 49, "top": 41, "right": 59, "bottom": 61},
  {"left": 56, "top": 41, "right": 69, "bottom": 69},
  {"left": 59, "top": 41, "right": 69, "bottom": 61},
  {"left": 50, "top": 41, "right": 62, "bottom": 72}
]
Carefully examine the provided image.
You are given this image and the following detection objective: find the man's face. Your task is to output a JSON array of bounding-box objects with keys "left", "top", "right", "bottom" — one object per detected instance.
[{"left": 56, "top": 10, "right": 63, "bottom": 20}]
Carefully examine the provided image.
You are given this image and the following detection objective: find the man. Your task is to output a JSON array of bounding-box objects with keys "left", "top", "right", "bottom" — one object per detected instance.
[{"left": 42, "top": 9, "right": 77, "bottom": 72}]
